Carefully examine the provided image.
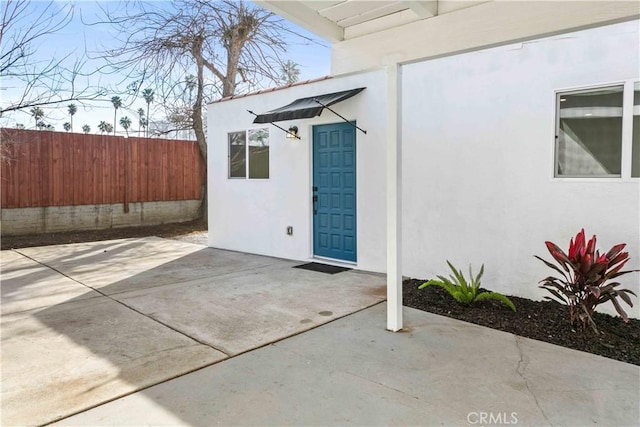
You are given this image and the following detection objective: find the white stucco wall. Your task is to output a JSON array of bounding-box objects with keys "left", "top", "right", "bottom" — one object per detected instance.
[
  {"left": 208, "top": 21, "right": 639, "bottom": 317},
  {"left": 208, "top": 71, "right": 388, "bottom": 272},
  {"left": 401, "top": 21, "right": 640, "bottom": 315}
]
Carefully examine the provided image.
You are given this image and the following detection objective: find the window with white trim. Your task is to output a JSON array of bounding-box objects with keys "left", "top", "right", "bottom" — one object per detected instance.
[
  {"left": 555, "top": 86, "right": 624, "bottom": 177},
  {"left": 555, "top": 82, "right": 640, "bottom": 179},
  {"left": 228, "top": 128, "right": 270, "bottom": 179}
]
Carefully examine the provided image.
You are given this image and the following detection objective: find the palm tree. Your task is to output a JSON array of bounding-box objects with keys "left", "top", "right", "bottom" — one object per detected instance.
[
  {"left": 185, "top": 75, "right": 196, "bottom": 104},
  {"left": 30, "top": 107, "right": 44, "bottom": 130},
  {"left": 141, "top": 88, "right": 154, "bottom": 137},
  {"left": 82, "top": 124, "right": 91, "bottom": 134},
  {"left": 98, "top": 121, "right": 109, "bottom": 134},
  {"left": 280, "top": 60, "right": 300, "bottom": 85},
  {"left": 105, "top": 123, "right": 113, "bottom": 134},
  {"left": 120, "top": 116, "right": 132, "bottom": 136},
  {"left": 63, "top": 122, "right": 71, "bottom": 132},
  {"left": 140, "top": 117, "right": 148, "bottom": 137},
  {"left": 111, "top": 96, "right": 122, "bottom": 135},
  {"left": 137, "top": 108, "right": 145, "bottom": 137},
  {"left": 67, "top": 103, "right": 77, "bottom": 132}
]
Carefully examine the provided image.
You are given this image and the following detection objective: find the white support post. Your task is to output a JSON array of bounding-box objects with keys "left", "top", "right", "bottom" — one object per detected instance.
[{"left": 386, "top": 63, "right": 403, "bottom": 332}]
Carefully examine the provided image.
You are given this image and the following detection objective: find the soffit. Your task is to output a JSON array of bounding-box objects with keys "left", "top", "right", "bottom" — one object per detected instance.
[{"left": 257, "top": 1, "right": 487, "bottom": 42}]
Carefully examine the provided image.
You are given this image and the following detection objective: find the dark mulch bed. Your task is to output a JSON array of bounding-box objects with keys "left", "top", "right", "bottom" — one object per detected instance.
[
  {"left": 404, "top": 279, "right": 640, "bottom": 365},
  {"left": 1, "top": 219, "right": 207, "bottom": 251}
]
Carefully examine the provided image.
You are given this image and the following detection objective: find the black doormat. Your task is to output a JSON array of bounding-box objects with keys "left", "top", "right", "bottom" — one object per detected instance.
[{"left": 293, "top": 262, "right": 352, "bottom": 274}]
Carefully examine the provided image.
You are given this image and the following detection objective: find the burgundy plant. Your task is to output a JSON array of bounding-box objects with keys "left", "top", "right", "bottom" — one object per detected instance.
[{"left": 535, "top": 229, "right": 638, "bottom": 332}]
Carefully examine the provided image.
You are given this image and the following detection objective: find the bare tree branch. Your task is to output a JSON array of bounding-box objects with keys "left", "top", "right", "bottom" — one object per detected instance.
[
  {"left": 90, "top": 0, "right": 319, "bottom": 221},
  {"left": 0, "top": 0, "right": 107, "bottom": 116}
]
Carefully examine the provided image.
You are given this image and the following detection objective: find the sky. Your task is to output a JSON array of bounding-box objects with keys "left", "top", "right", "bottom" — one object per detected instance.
[{"left": 0, "top": 0, "right": 331, "bottom": 134}]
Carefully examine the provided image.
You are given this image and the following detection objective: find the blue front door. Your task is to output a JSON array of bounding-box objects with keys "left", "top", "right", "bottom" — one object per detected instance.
[{"left": 313, "top": 122, "right": 357, "bottom": 262}]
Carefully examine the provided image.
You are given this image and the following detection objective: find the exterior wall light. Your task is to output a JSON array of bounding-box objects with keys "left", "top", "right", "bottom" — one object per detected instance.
[{"left": 286, "top": 126, "right": 299, "bottom": 139}]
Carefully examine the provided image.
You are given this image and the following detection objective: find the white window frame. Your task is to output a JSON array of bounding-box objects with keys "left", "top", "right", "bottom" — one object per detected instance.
[
  {"left": 553, "top": 80, "right": 639, "bottom": 181},
  {"left": 227, "top": 128, "right": 270, "bottom": 180},
  {"left": 630, "top": 81, "right": 640, "bottom": 178},
  {"left": 228, "top": 129, "right": 247, "bottom": 179}
]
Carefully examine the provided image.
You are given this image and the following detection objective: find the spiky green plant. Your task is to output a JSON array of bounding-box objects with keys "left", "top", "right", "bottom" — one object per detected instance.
[{"left": 419, "top": 261, "right": 516, "bottom": 311}]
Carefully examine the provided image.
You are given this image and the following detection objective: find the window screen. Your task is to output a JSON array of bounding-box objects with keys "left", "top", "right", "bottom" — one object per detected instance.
[{"left": 556, "top": 86, "right": 623, "bottom": 177}]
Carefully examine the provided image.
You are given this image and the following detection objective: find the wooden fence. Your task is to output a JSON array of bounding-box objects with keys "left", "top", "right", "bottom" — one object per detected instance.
[{"left": 1, "top": 129, "right": 204, "bottom": 210}]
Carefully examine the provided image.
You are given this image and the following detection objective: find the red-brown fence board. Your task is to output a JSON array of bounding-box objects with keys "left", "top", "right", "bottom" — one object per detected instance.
[
  {"left": 72, "top": 134, "right": 83, "bottom": 205},
  {"left": 117, "top": 137, "right": 125, "bottom": 205},
  {"left": 3, "top": 141, "right": 17, "bottom": 207},
  {"left": 84, "top": 136, "right": 93, "bottom": 205},
  {"left": 139, "top": 138, "right": 149, "bottom": 201},
  {"left": 51, "top": 132, "right": 63, "bottom": 205},
  {"left": 1, "top": 149, "right": 7, "bottom": 208},
  {"left": 168, "top": 141, "right": 176, "bottom": 200},
  {"left": 41, "top": 132, "right": 52, "bottom": 206},
  {"left": 176, "top": 143, "right": 186, "bottom": 200},
  {"left": 166, "top": 139, "right": 171, "bottom": 199},
  {"left": 150, "top": 140, "right": 160, "bottom": 201},
  {"left": 140, "top": 139, "right": 147, "bottom": 201},
  {"left": 17, "top": 138, "right": 29, "bottom": 207},
  {"left": 158, "top": 140, "right": 164, "bottom": 200},
  {"left": 111, "top": 138, "right": 119, "bottom": 203},
  {"left": 30, "top": 136, "right": 42, "bottom": 206},
  {"left": 129, "top": 138, "right": 138, "bottom": 202},
  {"left": 92, "top": 135, "right": 101, "bottom": 205},
  {"left": 100, "top": 137, "right": 108, "bottom": 204},
  {"left": 0, "top": 129, "right": 203, "bottom": 209}
]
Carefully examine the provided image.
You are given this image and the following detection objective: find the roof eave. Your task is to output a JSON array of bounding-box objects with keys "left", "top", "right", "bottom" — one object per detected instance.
[{"left": 255, "top": 0, "right": 345, "bottom": 42}]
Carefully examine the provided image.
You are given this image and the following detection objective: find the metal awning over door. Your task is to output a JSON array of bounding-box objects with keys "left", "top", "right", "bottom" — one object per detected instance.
[{"left": 251, "top": 87, "right": 365, "bottom": 123}]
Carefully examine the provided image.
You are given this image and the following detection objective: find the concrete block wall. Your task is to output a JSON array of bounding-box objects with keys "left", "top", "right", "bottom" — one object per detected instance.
[{"left": 1, "top": 200, "right": 201, "bottom": 236}]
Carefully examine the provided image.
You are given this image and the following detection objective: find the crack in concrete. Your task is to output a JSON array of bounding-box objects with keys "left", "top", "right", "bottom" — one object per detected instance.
[
  {"left": 514, "top": 335, "right": 553, "bottom": 426},
  {"left": 256, "top": 341, "right": 429, "bottom": 410},
  {"left": 343, "top": 370, "right": 422, "bottom": 401}
]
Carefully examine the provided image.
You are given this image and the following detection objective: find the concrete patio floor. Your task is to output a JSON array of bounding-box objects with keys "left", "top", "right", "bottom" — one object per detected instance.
[
  {"left": 56, "top": 303, "right": 640, "bottom": 427},
  {"left": 1, "top": 237, "right": 385, "bottom": 426},
  {"left": 2, "top": 237, "right": 638, "bottom": 426}
]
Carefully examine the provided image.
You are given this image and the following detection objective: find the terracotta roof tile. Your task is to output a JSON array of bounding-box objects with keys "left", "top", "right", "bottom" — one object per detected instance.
[{"left": 210, "top": 76, "right": 332, "bottom": 104}]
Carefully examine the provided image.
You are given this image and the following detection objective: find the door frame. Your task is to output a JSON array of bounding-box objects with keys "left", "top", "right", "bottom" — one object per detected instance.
[{"left": 311, "top": 121, "right": 357, "bottom": 263}]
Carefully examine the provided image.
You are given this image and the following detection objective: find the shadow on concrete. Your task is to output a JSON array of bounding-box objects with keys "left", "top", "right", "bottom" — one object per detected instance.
[{"left": 1, "top": 238, "right": 386, "bottom": 426}]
